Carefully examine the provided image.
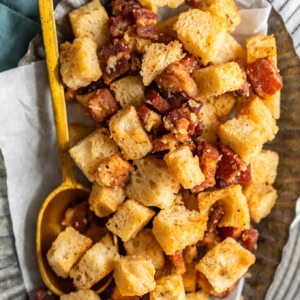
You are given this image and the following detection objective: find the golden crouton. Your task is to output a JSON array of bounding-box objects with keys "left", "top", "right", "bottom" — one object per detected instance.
[
  {"left": 198, "top": 185, "right": 250, "bottom": 229},
  {"left": 264, "top": 91, "right": 281, "bottom": 120},
  {"left": 89, "top": 182, "right": 126, "bottom": 218},
  {"left": 196, "top": 238, "right": 255, "bottom": 293},
  {"left": 164, "top": 146, "right": 205, "bottom": 189},
  {"left": 156, "top": 16, "right": 178, "bottom": 39},
  {"left": 138, "top": 0, "right": 184, "bottom": 13},
  {"left": 70, "top": 234, "right": 117, "bottom": 289},
  {"left": 114, "top": 255, "right": 156, "bottom": 296},
  {"left": 68, "top": 123, "right": 96, "bottom": 148},
  {"left": 244, "top": 183, "right": 277, "bottom": 223},
  {"left": 109, "top": 106, "right": 153, "bottom": 160},
  {"left": 174, "top": 9, "right": 226, "bottom": 65},
  {"left": 69, "top": 0, "right": 109, "bottom": 48},
  {"left": 61, "top": 290, "right": 100, "bottom": 300},
  {"left": 141, "top": 41, "right": 185, "bottom": 86},
  {"left": 60, "top": 38, "right": 101, "bottom": 89},
  {"left": 69, "top": 128, "right": 119, "bottom": 182},
  {"left": 152, "top": 205, "right": 207, "bottom": 255},
  {"left": 124, "top": 229, "right": 165, "bottom": 269},
  {"left": 192, "top": 62, "right": 245, "bottom": 100},
  {"left": 186, "top": 291, "right": 210, "bottom": 300},
  {"left": 47, "top": 227, "right": 92, "bottom": 279},
  {"left": 110, "top": 76, "right": 145, "bottom": 108},
  {"left": 126, "top": 156, "right": 180, "bottom": 209},
  {"left": 106, "top": 200, "right": 155, "bottom": 242}
]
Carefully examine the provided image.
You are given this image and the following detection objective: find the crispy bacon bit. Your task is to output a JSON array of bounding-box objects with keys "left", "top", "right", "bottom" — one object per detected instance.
[
  {"left": 170, "top": 250, "right": 186, "bottom": 275},
  {"left": 165, "top": 108, "right": 186, "bottom": 128},
  {"left": 95, "top": 154, "right": 134, "bottom": 188},
  {"left": 137, "top": 104, "right": 162, "bottom": 132},
  {"left": 218, "top": 227, "right": 243, "bottom": 241},
  {"left": 152, "top": 133, "right": 176, "bottom": 153},
  {"left": 185, "top": 0, "right": 202, "bottom": 8},
  {"left": 236, "top": 80, "right": 250, "bottom": 97},
  {"left": 247, "top": 56, "right": 283, "bottom": 99},
  {"left": 190, "top": 177, "right": 215, "bottom": 194},
  {"left": 133, "top": 9, "right": 159, "bottom": 40},
  {"left": 207, "top": 203, "right": 225, "bottom": 233},
  {"left": 112, "top": 0, "right": 141, "bottom": 19},
  {"left": 64, "top": 88, "right": 79, "bottom": 103},
  {"left": 241, "top": 228, "right": 259, "bottom": 251},
  {"left": 35, "top": 288, "right": 57, "bottom": 300},
  {"left": 186, "top": 99, "right": 203, "bottom": 114},
  {"left": 180, "top": 54, "right": 201, "bottom": 73},
  {"left": 145, "top": 89, "right": 172, "bottom": 114},
  {"left": 85, "top": 88, "right": 118, "bottom": 123},
  {"left": 98, "top": 39, "right": 130, "bottom": 85},
  {"left": 109, "top": 16, "right": 131, "bottom": 37},
  {"left": 157, "top": 33, "right": 174, "bottom": 44}
]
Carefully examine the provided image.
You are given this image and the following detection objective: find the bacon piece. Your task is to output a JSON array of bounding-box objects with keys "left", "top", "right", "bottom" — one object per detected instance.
[
  {"left": 112, "top": 0, "right": 141, "bottom": 19},
  {"left": 218, "top": 227, "right": 243, "bottom": 241},
  {"left": 207, "top": 203, "right": 225, "bottom": 233},
  {"left": 190, "top": 177, "right": 215, "bottom": 193},
  {"left": 157, "top": 33, "right": 174, "bottom": 44},
  {"left": 95, "top": 154, "right": 134, "bottom": 188},
  {"left": 247, "top": 56, "right": 283, "bottom": 99},
  {"left": 35, "top": 288, "right": 57, "bottom": 300},
  {"left": 241, "top": 228, "right": 259, "bottom": 251},
  {"left": 170, "top": 250, "right": 186, "bottom": 275},
  {"left": 185, "top": 0, "right": 202, "bottom": 8},
  {"left": 98, "top": 39, "right": 130, "bottom": 85},
  {"left": 152, "top": 133, "right": 176, "bottom": 153},
  {"left": 137, "top": 104, "right": 162, "bottom": 132},
  {"left": 164, "top": 108, "right": 186, "bottom": 129},
  {"left": 186, "top": 99, "right": 203, "bottom": 114},
  {"left": 133, "top": 9, "right": 159, "bottom": 40},
  {"left": 64, "top": 88, "right": 79, "bottom": 103},
  {"left": 109, "top": 16, "right": 131, "bottom": 37},
  {"left": 145, "top": 89, "right": 172, "bottom": 114},
  {"left": 180, "top": 54, "right": 200, "bottom": 73},
  {"left": 85, "top": 88, "right": 118, "bottom": 123}
]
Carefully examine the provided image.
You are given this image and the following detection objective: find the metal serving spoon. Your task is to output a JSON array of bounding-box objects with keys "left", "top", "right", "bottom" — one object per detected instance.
[{"left": 36, "top": 0, "right": 114, "bottom": 296}]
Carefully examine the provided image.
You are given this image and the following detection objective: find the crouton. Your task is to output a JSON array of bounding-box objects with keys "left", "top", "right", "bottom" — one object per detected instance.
[
  {"left": 183, "top": 244, "right": 198, "bottom": 264},
  {"left": 47, "top": 227, "right": 92, "bottom": 279},
  {"left": 114, "top": 255, "right": 156, "bottom": 296},
  {"left": 174, "top": 9, "right": 226, "bottom": 65},
  {"left": 150, "top": 275, "right": 186, "bottom": 300},
  {"left": 70, "top": 234, "right": 117, "bottom": 289},
  {"left": 138, "top": 0, "right": 184, "bottom": 13},
  {"left": 106, "top": 200, "right": 155, "bottom": 242},
  {"left": 69, "top": 128, "right": 119, "bottom": 181},
  {"left": 264, "top": 91, "right": 281, "bottom": 119},
  {"left": 124, "top": 229, "right": 165, "bottom": 269},
  {"left": 186, "top": 291, "right": 209, "bottom": 300},
  {"left": 89, "top": 182, "right": 126, "bottom": 218},
  {"left": 126, "top": 156, "right": 180, "bottom": 209},
  {"left": 60, "top": 38, "right": 101, "bottom": 89},
  {"left": 141, "top": 41, "right": 185, "bottom": 86},
  {"left": 197, "top": 185, "right": 250, "bottom": 229},
  {"left": 244, "top": 183, "right": 277, "bottom": 223},
  {"left": 69, "top": 0, "right": 109, "bottom": 48},
  {"left": 182, "top": 263, "right": 197, "bottom": 292},
  {"left": 111, "top": 285, "right": 140, "bottom": 300},
  {"left": 218, "top": 118, "right": 267, "bottom": 163},
  {"left": 192, "top": 62, "right": 245, "bottom": 100},
  {"left": 156, "top": 16, "right": 178, "bottom": 39},
  {"left": 152, "top": 205, "right": 207, "bottom": 255},
  {"left": 196, "top": 238, "right": 255, "bottom": 293},
  {"left": 164, "top": 146, "right": 205, "bottom": 189},
  {"left": 110, "top": 76, "right": 145, "bottom": 108},
  {"left": 61, "top": 290, "right": 100, "bottom": 300},
  {"left": 68, "top": 123, "right": 96, "bottom": 148},
  {"left": 109, "top": 106, "right": 152, "bottom": 160}
]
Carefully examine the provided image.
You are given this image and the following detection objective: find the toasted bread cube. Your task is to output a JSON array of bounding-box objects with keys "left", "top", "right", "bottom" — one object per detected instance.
[
  {"left": 69, "top": 128, "right": 118, "bottom": 181},
  {"left": 110, "top": 76, "right": 145, "bottom": 108},
  {"left": 192, "top": 62, "right": 245, "bottom": 100},
  {"left": 218, "top": 118, "right": 267, "bottom": 163},
  {"left": 182, "top": 263, "right": 197, "bottom": 292},
  {"left": 197, "top": 185, "right": 250, "bottom": 229},
  {"left": 244, "top": 183, "right": 277, "bottom": 223},
  {"left": 47, "top": 227, "right": 92, "bottom": 279},
  {"left": 61, "top": 290, "right": 100, "bottom": 300},
  {"left": 152, "top": 206, "right": 207, "bottom": 255},
  {"left": 174, "top": 9, "right": 226, "bottom": 65},
  {"left": 141, "top": 41, "right": 185, "bottom": 86},
  {"left": 70, "top": 234, "right": 117, "bottom": 289},
  {"left": 124, "top": 229, "right": 165, "bottom": 269},
  {"left": 109, "top": 106, "right": 152, "bottom": 160},
  {"left": 60, "top": 38, "right": 101, "bottom": 89},
  {"left": 111, "top": 285, "right": 140, "bottom": 300},
  {"left": 69, "top": 123, "right": 96, "bottom": 148},
  {"left": 164, "top": 146, "right": 205, "bottom": 189},
  {"left": 127, "top": 156, "right": 180, "bottom": 208},
  {"left": 69, "top": 0, "right": 109, "bottom": 48},
  {"left": 138, "top": 0, "right": 184, "bottom": 12},
  {"left": 156, "top": 16, "right": 178, "bottom": 39},
  {"left": 264, "top": 91, "right": 281, "bottom": 119},
  {"left": 89, "top": 182, "right": 126, "bottom": 218},
  {"left": 150, "top": 275, "right": 185, "bottom": 300},
  {"left": 106, "top": 200, "right": 155, "bottom": 242},
  {"left": 186, "top": 291, "right": 209, "bottom": 300},
  {"left": 114, "top": 255, "right": 156, "bottom": 296}
]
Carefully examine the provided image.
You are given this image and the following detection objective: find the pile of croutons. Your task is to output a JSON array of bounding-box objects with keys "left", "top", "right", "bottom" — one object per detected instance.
[{"left": 47, "top": 0, "right": 283, "bottom": 299}]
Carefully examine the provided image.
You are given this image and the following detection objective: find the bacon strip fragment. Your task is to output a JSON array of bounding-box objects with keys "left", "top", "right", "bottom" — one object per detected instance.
[
  {"left": 145, "top": 89, "right": 172, "bottom": 114},
  {"left": 180, "top": 54, "right": 200, "bottom": 73},
  {"left": 109, "top": 16, "right": 131, "bottom": 37},
  {"left": 137, "top": 104, "right": 162, "bottom": 132},
  {"left": 112, "top": 0, "right": 141, "bottom": 19},
  {"left": 133, "top": 9, "right": 159, "bottom": 40}
]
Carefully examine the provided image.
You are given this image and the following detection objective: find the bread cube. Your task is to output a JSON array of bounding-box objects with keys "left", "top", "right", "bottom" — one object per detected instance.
[
  {"left": 264, "top": 91, "right": 281, "bottom": 119},
  {"left": 152, "top": 205, "right": 207, "bottom": 255},
  {"left": 251, "top": 150, "right": 279, "bottom": 185},
  {"left": 111, "top": 285, "right": 140, "bottom": 300},
  {"left": 124, "top": 229, "right": 165, "bottom": 269},
  {"left": 138, "top": 0, "right": 184, "bottom": 12},
  {"left": 69, "top": 0, "right": 109, "bottom": 48},
  {"left": 109, "top": 106, "right": 152, "bottom": 160},
  {"left": 89, "top": 182, "right": 126, "bottom": 218},
  {"left": 182, "top": 263, "right": 197, "bottom": 292},
  {"left": 47, "top": 227, "right": 92, "bottom": 278},
  {"left": 69, "top": 128, "right": 119, "bottom": 181},
  {"left": 164, "top": 146, "right": 205, "bottom": 189},
  {"left": 156, "top": 16, "right": 178, "bottom": 39},
  {"left": 197, "top": 185, "right": 250, "bottom": 229},
  {"left": 141, "top": 41, "right": 185, "bottom": 85},
  {"left": 196, "top": 237, "right": 255, "bottom": 293},
  {"left": 244, "top": 183, "right": 277, "bottom": 223},
  {"left": 70, "top": 234, "right": 117, "bottom": 289},
  {"left": 150, "top": 275, "right": 185, "bottom": 300},
  {"left": 60, "top": 38, "right": 101, "bottom": 89},
  {"left": 68, "top": 123, "right": 95, "bottom": 148},
  {"left": 218, "top": 118, "right": 267, "bottom": 163},
  {"left": 61, "top": 290, "right": 100, "bottom": 300},
  {"left": 114, "top": 255, "right": 156, "bottom": 296},
  {"left": 174, "top": 9, "right": 226, "bottom": 65},
  {"left": 186, "top": 291, "right": 209, "bottom": 300},
  {"left": 127, "top": 156, "right": 180, "bottom": 208},
  {"left": 110, "top": 76, "right": 145, "bottom": 108},
  {"left": 106, "top": 200, "right": 155, "bottom": 242},
  {"left": 192, "top": 62, "right": 245, "bottom": 100}
]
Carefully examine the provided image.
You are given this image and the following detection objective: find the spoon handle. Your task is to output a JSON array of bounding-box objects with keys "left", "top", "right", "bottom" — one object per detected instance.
[{"left": 38, "top": 0, "right": 75, "bottom": 185}]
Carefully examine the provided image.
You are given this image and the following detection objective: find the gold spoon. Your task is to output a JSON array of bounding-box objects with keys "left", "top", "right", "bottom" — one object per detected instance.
[{"left": 36, "top": 0, "right": 114, "bottom": 296}]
